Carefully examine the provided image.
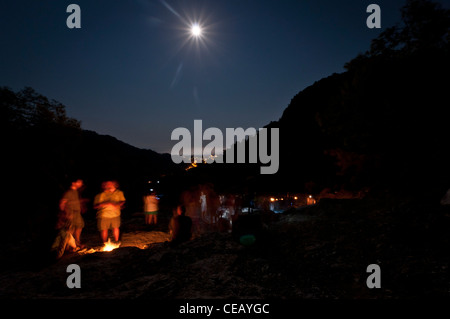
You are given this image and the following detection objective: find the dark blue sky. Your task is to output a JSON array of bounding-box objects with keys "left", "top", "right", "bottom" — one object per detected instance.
[{"left": 1, "top": 0, "right": 417, "bottom": 153}]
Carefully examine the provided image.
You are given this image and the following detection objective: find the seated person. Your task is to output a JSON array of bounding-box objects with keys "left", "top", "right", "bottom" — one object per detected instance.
[
  {"left": 169, "top": 205, "right": 192, "bottom": 246},
  {"left": 51, "top": 228, "right": 77, "bottom": 259}
]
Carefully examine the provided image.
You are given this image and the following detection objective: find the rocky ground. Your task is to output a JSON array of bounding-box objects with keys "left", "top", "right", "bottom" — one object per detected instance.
[{"left": 0, "top": 197, "right": 449, "bottom": 300}]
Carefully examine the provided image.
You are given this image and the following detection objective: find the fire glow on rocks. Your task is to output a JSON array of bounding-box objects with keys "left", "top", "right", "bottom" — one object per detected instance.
[
  {"left": 76, "top": 230, "right": 170, "bottom": 255},
  {"left": 77, "top": 239, "right": 121, "bottom": 255},
  {"left": 102, "top": 239, "right": 121, "bottom": 252}
]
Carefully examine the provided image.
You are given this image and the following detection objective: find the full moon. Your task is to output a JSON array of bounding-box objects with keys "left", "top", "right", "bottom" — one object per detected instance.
[{"left": 191, "top": 24, "right": 202, "bottom": 37}]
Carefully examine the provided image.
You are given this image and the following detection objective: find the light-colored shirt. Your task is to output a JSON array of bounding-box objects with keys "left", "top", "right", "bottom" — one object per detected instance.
[
  {"left": 143, "top": 195, "right": 158, "bottom": 212},
  {"left": 94, "top": 190, "right": 126, "bottom": 218}
]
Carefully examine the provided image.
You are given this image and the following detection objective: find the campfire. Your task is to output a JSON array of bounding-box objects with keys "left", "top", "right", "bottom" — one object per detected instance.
[
  {"left": 102, "top": 238, "right": 121, "bottom": 252},
  {"left": 76, "top": 231, "right": 170, "bottom": 255},
  {"left": 77, "top": 238, "right": 121, "bottom": 255}
]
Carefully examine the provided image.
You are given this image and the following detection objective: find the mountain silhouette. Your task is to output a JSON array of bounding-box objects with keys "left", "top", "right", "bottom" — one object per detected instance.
[{"left": 194, "top": 0, "right": 450, "bottom": 200}]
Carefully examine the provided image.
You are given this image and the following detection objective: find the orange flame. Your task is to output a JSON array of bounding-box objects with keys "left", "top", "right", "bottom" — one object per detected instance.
[{"left": 102, "top": 239, "right": 120, "bottom": 252}]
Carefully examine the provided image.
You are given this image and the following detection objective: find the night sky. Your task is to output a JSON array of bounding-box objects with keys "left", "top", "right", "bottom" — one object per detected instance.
[{"left": 1, "top": 0, "right": 410, "bottom": 154}]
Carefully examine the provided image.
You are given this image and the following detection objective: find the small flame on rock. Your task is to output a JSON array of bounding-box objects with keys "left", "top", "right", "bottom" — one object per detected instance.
[{"left": 102, "top": 239, "right": 121, "bottom": 252}]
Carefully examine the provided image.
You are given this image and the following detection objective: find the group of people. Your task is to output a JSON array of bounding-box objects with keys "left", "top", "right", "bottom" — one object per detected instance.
[
  {"left": 52, "top": 178, "right": 192, "bottom": 259},
  {"left": 52, "top": 179, "right": 126, "bottom": 258}
]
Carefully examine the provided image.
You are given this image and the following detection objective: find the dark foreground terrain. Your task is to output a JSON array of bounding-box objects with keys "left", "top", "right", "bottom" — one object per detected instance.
[{"left": 0, "top": 197, "right": 449, "bottom": 300}]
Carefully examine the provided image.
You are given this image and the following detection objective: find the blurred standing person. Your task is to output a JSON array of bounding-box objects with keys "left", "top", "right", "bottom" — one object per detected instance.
[
  {"left": 168, "top": 205, "right": 192, "bottom": 247},
  {"left": 94, "top": 181, "right": 126, "bottom": 244},
  {"left": 58, "top": 178, "right": 85, "bottom": 249},
  {"left": 143, "top": 191, "right": 159, "bottom": 226},
  {"left": 226, "top": 194, "right": 236, "bottom": 226},
  {"left": 199, "top": 191, "right": 207, "bottom": 221}
]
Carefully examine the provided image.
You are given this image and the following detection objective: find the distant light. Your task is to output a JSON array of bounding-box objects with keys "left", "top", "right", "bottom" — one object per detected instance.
[
  {"left": 270, "top": 197, "right": 275, "bottom": 202},
  {"left": 294, "top": 196, "right": 298, "bottom": 200}
]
